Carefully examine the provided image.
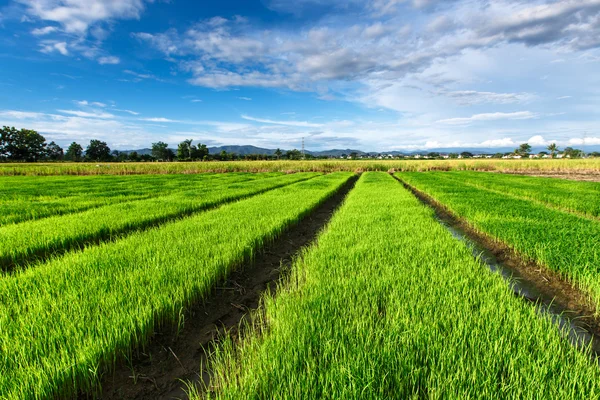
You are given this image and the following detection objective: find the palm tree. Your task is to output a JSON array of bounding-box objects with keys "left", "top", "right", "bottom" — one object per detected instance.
[
  {"left": 547, "top": 143, "right": 558, "bottom": 158},
  {"left": 274, "top": 148, "right": 282, "bottom": 160}
]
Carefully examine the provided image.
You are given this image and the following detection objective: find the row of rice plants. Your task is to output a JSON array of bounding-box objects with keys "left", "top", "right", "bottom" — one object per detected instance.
[
  {"left": 201, "top": 172, "right": 600, "bottom": 399},
  {"left": 0, "top": 172, "right": 354, "bottom": 399},
  {"left": 1, "top": 158, "right": 598, "bottom": 176},
  {"left": 0, "top": 173, "right": 318, "bottom": 271},
  {"left": 397, "top": 172, "right": 600, "bottom": 310},
  {"left": 0, "top": 172, "right": 281, "bottom": 226},
  {"left": 439, "top": 171, "right": 600, "bottom": 217}
]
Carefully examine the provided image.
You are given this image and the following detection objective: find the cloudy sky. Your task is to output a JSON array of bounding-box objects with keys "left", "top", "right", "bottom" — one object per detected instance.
[{"left": 0, "top": 0, "right": 599, "bottom": 151}]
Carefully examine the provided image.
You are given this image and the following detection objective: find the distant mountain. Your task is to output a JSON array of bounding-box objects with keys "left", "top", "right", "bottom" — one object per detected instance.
[
  {"left": 121, "top": 145, "right": 600, "bottom": 157},
  {"left": 208, "top": 145, "right": 277, "bottom": 155}
]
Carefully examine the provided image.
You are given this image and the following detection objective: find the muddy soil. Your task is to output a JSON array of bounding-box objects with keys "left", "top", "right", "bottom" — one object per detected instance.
[
  {"left": 393, "top": 175, "right": 600, "bottom": 354},
  {"left": 87, "top": 176, "right": 357, "bottom": 400}
]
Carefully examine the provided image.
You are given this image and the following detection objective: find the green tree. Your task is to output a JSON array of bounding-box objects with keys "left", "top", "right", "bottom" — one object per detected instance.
[
  {"left": 0, "top": 126, "right": 48, "bottom": 161},
  {"left": 64, "top": 142, "right": 84, "bottom": 162},
  {"left": 151, "top": 141, "right": 173, "bottom": 161},
  {"left": 194, "top": 143, "right": 208, "bottom": 160},
  {"left": 564, "top": 147, "right": 583, "bottom": 159},
  {"left": 460, "top": 152, "right": 473, "bottom": 159},
  {"left": 177, "top": 139, "right": 193, "bottom": 160},
  {"left": 45, "top": 141, "right": 63, "bottom": 160},
  {"left": 448, "top": 153, "right": 459, "bottom": 159},
  {"left": 516, "top": 143, "right": 532, "bottom": 157},
  {"left": 128, "top": 151, "right": 139, "bottom": 162},
  {"left": 274, "top": 148, "right": 282, "bottom": 160},
  {"left": 547, "top": 143, "right": 558, "bottom": 158},
  {"left": 86, "top": 140, "right": 112, "bottom": 162},
  {"left": 286, "top": 149, "right": 302, "bottom": 160}
]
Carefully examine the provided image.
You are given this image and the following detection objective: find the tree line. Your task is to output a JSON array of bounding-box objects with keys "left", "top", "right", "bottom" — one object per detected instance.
[{"left": 0, "top": 126, "right": 315, "bottom": 162}]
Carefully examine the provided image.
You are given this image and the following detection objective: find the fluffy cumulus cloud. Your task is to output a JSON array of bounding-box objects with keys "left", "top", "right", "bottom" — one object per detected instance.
[
  {"left": 18, "top": 0, "right": 150, "bottom": 63},
  {"left": 8, "top": 0, "right": 600, "bottom": 150},
  {"left": 133, "top": 0, "right": 600, "bottom": 93},
  {"left": 17, "top": 0, "right": 147, "bottom": 34}
]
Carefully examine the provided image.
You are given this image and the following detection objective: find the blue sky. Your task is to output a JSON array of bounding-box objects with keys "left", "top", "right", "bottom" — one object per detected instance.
[{"left": 0, "top": 0, "right": 599, "bottom": 151}]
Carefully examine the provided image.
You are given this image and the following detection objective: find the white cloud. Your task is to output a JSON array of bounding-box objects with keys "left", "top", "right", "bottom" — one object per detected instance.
[
  {"left": 569, "top": 137, "right": 600, "bottom": 146},
  {"left": 31, "top": 26, "right": 57, "bottom": 35},
  {"left": 241, "top": 115, "right": 324, "bottom": 127},
  {"left": 98, "top": 56, "right": 120, "bottom": 65},
  {"left": 18, "top": 0, "right": 148, "bottom": 35},
  {"left": 237, "top": 97, "right": 252, "bottom": 101},
  {"left": 57, "top": 109, "right": 115, "bottom": 119},
  {"left": 76, "top": 100, "right": 107, "bottom": 107},
  {"left": 39, "top": 41, "right": 68, "bottom": 55},
  {"left": 113, "top": 108, "right": 140, "bottom": 115},
  {"left": 437, "top": 111, "right": 539, "bottom": 125},
  {"left": 140, "top": 117, "right": 180, "bottom": 123}
]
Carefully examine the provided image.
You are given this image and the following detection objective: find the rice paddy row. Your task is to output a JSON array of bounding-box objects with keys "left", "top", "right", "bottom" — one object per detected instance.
[
  {"left": 0, "top": 172, "right": 354, "bottom": 399},
  {"left": 397, "top": 171, "right": 600, "bottom": 311},
  {"left": 0, "top": 172, "right": 281, "bottom": 226},
  {"left": 438, "top": 171, "right": 600, "bottom": 218},
  {"left": 0, "top": 172, "right": 317, "bottom": 271},
  {"left": 200, "top": 172, "right": 600, "bottom": 399}
]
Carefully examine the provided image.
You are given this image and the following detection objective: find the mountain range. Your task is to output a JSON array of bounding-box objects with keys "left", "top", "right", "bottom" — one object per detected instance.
[{"left": 122, "top": 144, "right": 600, "bottom": 157}]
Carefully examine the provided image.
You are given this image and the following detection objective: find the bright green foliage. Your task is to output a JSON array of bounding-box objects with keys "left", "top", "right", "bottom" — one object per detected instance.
[
  {"left": 0, "top": 172, "right": 280, "bottom": 226},
  {"left": 0, "top": 173, "right": 316, "bottom": 270},
  {"left": 0, "top": 172, "right": 354, "bottom": 399},
  {"left": 398, "top": 172, "right": 600, "bottom": 310},
  {"left": 439, "top": 171, "right": 600, "bottom": 217},
  {"left": 204, "top": 172, "right": 600, "bottom": 399}
]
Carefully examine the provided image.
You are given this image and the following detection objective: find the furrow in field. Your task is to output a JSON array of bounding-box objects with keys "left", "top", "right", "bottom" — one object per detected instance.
[
  {"left": 0, "top": 173, "right": 280, "bottom": 226},
  {"left": 96, "top": 174, "right": 358, "bottom": 400},
  {"left": 0, "top": 172, "right": 355, "bottom": 400},
  {"left": 397, "top": 172, "right": 600, "bottom": 313},
  {"left": 438, "top": 171, "right": 600, "bottom": 219},
  {"left": 201, "top": 172, "right": 600, "bottom": 399},
  {"left": 0, "top": 173, "right": 317, "bottom": 272}
]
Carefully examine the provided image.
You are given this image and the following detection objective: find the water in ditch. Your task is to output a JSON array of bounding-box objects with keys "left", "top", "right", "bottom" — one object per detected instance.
[{"left": 436, "top": 216, "right": 600, "bottom": 357}]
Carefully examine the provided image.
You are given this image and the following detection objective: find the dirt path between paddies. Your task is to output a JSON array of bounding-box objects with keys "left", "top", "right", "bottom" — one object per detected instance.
[
  {"left": 87, "top": 175, "right": 358, "bottom": 400},
  {"left": 393, "top": 174, "right": 600, "bottom": 358}
]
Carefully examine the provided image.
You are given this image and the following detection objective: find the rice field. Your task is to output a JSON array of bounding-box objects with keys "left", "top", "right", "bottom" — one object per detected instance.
[{"left": 2, "top": 165, "right": 600, "bottom": 399}]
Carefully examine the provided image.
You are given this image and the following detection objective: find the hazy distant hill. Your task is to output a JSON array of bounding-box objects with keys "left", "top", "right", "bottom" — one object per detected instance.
[{"left": 122, "top": 145, "right": 600, "bottom": 157}]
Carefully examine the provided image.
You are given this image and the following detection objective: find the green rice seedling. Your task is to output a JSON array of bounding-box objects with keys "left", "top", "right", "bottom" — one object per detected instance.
[
  {"left": 201, "top": 172, "right": 600, "bottom": 399},
  {"left": 398, "top": 171, "right": 600, "bottom": 311},
  {"left": 0, "top": 173, "right": 317, "bottom": 271},
  {"left": 0, "top": 172, "right": 281, "bottom": 225},
  {"left": 438, "top": 171, "right": 600, "bottom": 217},
  {"left": 0, "top": 172, "right": 354, "bottom": 399}
]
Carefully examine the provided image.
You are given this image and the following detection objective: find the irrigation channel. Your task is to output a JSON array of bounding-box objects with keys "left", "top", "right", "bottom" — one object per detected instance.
[
  {"left": 86, "top": 175, "right": 359, "bottom": 400},
  {"left": 392, "top": 174, "right": 600, "bottom": 359}
]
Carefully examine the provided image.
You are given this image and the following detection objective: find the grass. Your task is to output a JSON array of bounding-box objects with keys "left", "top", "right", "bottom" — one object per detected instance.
[
  {"left": 0, "top": 172, "right": 280, "bottom": 225},
  {"left": 0, "top": 172, "right": 354, "bottom": 400},
  {"left": 0, "top": 172, "right": 317, "bottom": 271},
  {"left": 202, "top": 172, "right": 600, "bottom": 399},
  {"left": 0, "top": 158, "right": 599, "bottom": 176},
  {"left": 438, "top": 171, "right": 600, "bottom": 217},
  {"left": 398, "top": 171, "right": 600, "bottom": 311}
]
